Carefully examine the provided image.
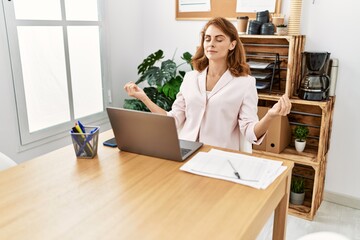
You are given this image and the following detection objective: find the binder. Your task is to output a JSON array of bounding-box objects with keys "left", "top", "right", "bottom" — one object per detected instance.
[{"left": 253, "top": 106, "right": 291, "bottom": 153}]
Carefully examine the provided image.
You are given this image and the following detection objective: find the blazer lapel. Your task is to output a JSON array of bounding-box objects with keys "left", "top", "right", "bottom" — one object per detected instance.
[
  {"left": 208, "top": 70, "right": 233, "bottom": 99},
  {"left": 197, "top": 68, "right": 207, "bottom": 98}
]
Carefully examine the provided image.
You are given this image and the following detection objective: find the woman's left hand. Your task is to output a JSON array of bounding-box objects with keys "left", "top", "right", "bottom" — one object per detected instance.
[{"left": 268, "top": 94, "right": 292, "bottom": 117}]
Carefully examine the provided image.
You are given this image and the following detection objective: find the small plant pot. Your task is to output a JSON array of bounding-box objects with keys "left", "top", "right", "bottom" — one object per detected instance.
[
  {"left": 290, "top": 191, "right": 305, "bottom": 205},
  {"left": 295, "top": 139, "right": 306, "bottom": 152}
]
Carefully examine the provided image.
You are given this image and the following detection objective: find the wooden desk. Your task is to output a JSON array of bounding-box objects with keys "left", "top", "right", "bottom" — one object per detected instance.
[{"left": 0, "top": 131, "right": 293, "bottom": 240}]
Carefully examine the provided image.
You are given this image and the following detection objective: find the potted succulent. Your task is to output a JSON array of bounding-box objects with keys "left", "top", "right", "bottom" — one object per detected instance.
[
  {"left": 290, "top": 176, "right": 305, "bottom": 205},
  {"left": 294, "top": 125, "right": 309, "bottom": 152},
  {"left": 276, "top": 24, "right": 288, "bottom": 36}
]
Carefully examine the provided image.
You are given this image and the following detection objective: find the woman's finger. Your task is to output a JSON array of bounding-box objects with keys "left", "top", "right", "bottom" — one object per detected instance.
[{"left": 279, "top": 95, "right": 291, "bottom": 115}]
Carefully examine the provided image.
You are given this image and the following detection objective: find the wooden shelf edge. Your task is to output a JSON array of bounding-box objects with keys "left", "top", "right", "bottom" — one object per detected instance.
[
  {"left": 253, "top": 147, "right": 319, "bottom": 167},
  {"left": 258, "top": 94, "right": 334, "bottom": 108},
  {"left": 239, "top": 35, "right": 293, "bottom": 40},
  {"left": 258, "top": 93, "right": 283, "bottom": 101},
  {"left": 290, "top": 97, "right": 332, "bottom": 108},
  {"left": 288, "top": 206, "right": 313, "bottom": 220}
]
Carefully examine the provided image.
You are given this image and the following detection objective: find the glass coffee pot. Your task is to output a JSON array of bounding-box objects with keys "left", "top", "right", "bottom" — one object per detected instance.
[{"left": 298, "top": 52, "right": 331, "bottom": 101}]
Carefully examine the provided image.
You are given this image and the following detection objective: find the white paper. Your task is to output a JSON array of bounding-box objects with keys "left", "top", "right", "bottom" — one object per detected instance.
[
  {"left": 251, "top": 72, "right": 272, "bottom": 80},
  {"left": 247, "top": 61, "right": 273, "bottom": 69},
  {"left": 179, "top": 0, "right": 211, "bottom": 12},
  {"left": 236, "top": 0, "right": 276, "bottom": 13},
  {"left": 208, "top": 149, "right": 286, "bottom": 189},
  {"left": 180, "top": 149, "right": 286, "bottom": 189}
]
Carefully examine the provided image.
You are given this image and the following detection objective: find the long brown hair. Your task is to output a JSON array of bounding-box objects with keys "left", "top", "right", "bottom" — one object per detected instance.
[{"left": 192, "top": 17, "right": 250, "bottom": 77}]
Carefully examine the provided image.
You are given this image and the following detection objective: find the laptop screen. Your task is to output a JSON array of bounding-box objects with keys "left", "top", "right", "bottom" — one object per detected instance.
[{"left": 106, "top": 107, "right": 202, "bottom": 161}]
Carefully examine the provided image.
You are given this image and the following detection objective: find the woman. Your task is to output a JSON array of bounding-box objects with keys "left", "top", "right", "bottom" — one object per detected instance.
[{"left": 124, "top": 17, "right": 291, "bottom": 150}]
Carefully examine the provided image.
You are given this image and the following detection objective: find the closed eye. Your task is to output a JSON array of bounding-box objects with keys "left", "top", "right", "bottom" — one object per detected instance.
[{"left": 204, "top": 35, "right": 225, "bottom": 42}]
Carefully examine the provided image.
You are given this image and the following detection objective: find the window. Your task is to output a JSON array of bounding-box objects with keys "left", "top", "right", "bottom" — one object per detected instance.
[{"left": 2, "top": 0, "right": 108, "bottom": 146}]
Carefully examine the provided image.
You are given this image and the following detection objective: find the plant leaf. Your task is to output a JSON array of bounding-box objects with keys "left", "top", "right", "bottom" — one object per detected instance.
[
  {"left": 123, "top": 99, "right": 149, "bottom": 112},
  {"left": 294, "top": 125, "right": 309, "bottom": 141},
  {"left": 179, "top": 70, "right": 186, "bottom": 78},
  {"left": 159, "top": 75, "right": 183, "bottom": 100},
  {"left": 135, "top": 66, "right": 166, "bottom": 86},
  {"left": 161, "top": 59, "right": 177, "bottom": 82},
  {"left": 137, "top": 49, "right": 164, "bottom": 75},
  {"left": 155, "top": 93, "right": 173, "bottom": 111},
  {"left": 143, "top": 87, "right": 173, "bottom": 111},
  {"left": 181, "top": 52, "right": 193, "bottom": 70},
  {"left": 143, "top": 87, "right": 158, "bottom": 102},
  {"left": 128, "top": 49, "right": 193, "bottom": 113},
  {"left": 291, "top": 177, "right": 305, "bottom": 193}
]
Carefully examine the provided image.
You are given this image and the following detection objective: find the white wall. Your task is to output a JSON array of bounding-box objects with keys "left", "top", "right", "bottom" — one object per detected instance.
[
  {"left": 103, "top": 0, "right": 144, "bottom": 107},
  {"left": 301, "top": 0, "right": 360, "bottom": 200},
  {"left": 141, "top": 0, "right": 360, "bottom": 200}
]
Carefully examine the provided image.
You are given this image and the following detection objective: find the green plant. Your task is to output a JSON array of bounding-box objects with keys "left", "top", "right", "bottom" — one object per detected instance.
[
  {"left": 294, "top": 125, "right": 309, "bottom": 142},
  {"left": 291, "top": 176, "right": 305, "bottom": 193},
  {"left": 123, "top": 49, "right": 193, "bottom": 112}
]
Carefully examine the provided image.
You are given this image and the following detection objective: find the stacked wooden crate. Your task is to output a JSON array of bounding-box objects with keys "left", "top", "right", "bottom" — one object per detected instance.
[
  {"left": 240, "top": 35, "right": 305, "bottom": 97},
  {"left": 240, "top": 35, "right": 335, "bottom": 220}
]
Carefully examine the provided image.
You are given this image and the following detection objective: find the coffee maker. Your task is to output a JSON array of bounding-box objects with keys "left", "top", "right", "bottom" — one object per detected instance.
[{"left": 298, "top": 52, "right": 331, "bottom": 101}]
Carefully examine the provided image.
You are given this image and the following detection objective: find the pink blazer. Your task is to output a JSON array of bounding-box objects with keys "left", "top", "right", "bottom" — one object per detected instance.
[{"left": 167, "top": 68, "right": 264, "bottom": 150}]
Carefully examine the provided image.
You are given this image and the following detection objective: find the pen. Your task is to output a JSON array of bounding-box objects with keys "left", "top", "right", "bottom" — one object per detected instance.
[
  {"left": 77, "top": 120, "right": 86, "bottom": 133},
  {"left": 227, "top": 159, "right": 241, "bottom": 179},
  {"left": 73, "top": 124, "right": 93, "bottom": 155},
  {"left": 78, "top": 127, "right": 98, "bottom": 156}
]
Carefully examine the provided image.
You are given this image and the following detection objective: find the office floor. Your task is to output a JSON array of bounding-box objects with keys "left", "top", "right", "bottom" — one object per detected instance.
[{"left": 285, "top": 201, "right": 360, "bottom": 240}]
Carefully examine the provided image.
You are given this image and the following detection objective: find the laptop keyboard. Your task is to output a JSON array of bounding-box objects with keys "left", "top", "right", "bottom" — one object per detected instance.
[{"left": 181, "top": 148, "right": 192, "bottom": 157}]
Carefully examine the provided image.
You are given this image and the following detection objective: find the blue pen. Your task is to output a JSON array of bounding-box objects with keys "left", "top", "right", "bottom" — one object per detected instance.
[
  {"left": 77, "top": 127, "right": 99, "bottom": 156},
  {"left": 70, "top": 129, "right": 85, "bottom": 156},
  {"left": 72, "top": 126, "right": 93, "bottom": 156}
]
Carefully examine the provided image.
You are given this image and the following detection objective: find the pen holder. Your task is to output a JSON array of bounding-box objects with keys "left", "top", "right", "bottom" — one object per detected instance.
[{"left": 70, "top": 126, "right": 100, "bottom": 158}]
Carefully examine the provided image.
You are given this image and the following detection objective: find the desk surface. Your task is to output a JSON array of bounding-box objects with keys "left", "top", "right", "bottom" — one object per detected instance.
[{"left": 0, "top": 130, "right": 293, "bottom": 240}]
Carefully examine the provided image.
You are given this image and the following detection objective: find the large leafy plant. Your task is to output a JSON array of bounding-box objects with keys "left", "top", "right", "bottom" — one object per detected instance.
[{"left": 124, "top": 49, "right": 193, "bottom": 111}]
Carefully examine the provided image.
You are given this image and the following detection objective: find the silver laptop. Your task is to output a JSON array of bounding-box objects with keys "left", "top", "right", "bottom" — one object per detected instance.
[{"left": 106, "top": 107, "right": 203, "bottom": 161}]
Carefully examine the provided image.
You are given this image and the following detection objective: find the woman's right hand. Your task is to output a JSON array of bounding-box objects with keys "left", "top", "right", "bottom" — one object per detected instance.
[
  {"left": 124, "top": 82, "right": 147, "bottom": 102},
  {"left": 123, "top": 81, "right": 167, "bottom": 115}
]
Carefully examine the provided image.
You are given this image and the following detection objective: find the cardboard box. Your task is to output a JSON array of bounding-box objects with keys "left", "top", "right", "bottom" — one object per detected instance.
[{"left": 253, "top": 106, "right": 291, "bottom": 153}]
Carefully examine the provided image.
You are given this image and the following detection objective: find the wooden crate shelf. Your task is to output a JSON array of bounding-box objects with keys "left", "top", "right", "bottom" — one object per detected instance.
[
  {"left": 240, "top": 35, "right": 305, "bottom": 97},
  {"left": 258, "top": 96, "right": 334, "bottom": 163},
  {"left": 256, "top": 91, "right": 334, "bottom": 220},
  {"left": 241, "top": 35, "right": 334, "bottom": 220},
  {"left": 288, "top": 162, "right": 327, "bottom": 220},
  {"left": 255, "top": 97, "right": 334, "bottom": 220}
]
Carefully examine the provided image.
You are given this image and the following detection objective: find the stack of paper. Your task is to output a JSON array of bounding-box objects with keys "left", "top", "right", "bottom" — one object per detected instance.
[
  {"left": 247, "top": 61, "right": 274, "bottom": 69},
  {"left": 180, "top": 149, "right": 286, "bottom": 189}
]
